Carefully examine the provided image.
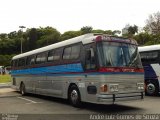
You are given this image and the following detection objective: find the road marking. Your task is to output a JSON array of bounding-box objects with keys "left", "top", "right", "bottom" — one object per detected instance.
[
  {"left": 25, "top": 102, "right": 43, "bottom": 104},
  {"left": 17, "top": 97, "right": 38, "bottom": 104}
]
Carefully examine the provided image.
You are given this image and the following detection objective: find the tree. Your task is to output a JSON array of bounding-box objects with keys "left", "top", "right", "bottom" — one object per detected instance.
[
  {"left": 122, "top": 24, "right": 138, "bottom": 38},
  {"left": 104, "top": 30, "right": 113, "bottom": 35},
  {"left": 80, "top": 26, "right": 93, "bottom": 34},
  {"left": 36, "top": 27, "right": 61, "bottom": 47},
  {"left": 0, "top": 55, "right": 14, "bottom": 66},
  {"left": 25, "top": 28, "right": 38, "bottom": 51},
  {"left": 145, "top": 11, "right": 160, "bottom": 34},
  {"left": 92, "top": 29, "right": 104, "bottom": 33},
  {"left": 112, "top": 30, "right": 121, "bottom": 36},
  {"left": 134, "top": 33, "right": 153, "bottom": 45},
  {"left": 128, "top": 25, "right": 138, "bottom": 35},
  {"left": 60, "top": 31, "right": 81, "bottom": 41}
]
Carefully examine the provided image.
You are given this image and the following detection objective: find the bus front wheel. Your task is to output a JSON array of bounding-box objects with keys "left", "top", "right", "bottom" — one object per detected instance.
[
  {"left": 146, "top": 82, "right": 159, "bottom": 96},
  {"left": 68, "top": 85, "right": 81, "bottom": 107}
]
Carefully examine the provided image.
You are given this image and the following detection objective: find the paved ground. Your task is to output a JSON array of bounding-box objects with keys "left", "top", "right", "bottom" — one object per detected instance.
[{"left": 0, "top": 85, "right": 160, "bottom": 120}]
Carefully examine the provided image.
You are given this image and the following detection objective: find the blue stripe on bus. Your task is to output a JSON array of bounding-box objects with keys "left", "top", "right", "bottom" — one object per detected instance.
[
  {"left": 11, "top": 63, "right": 84, "bottom": 75},
  {"left": 11, "top": 63, "right": 144, "bottom": 76},
  {"left": 143, "top": 64, "right": 157, "bottom": 79},
  {"left": 11, "top": 72, "right": 143, "bottom": 77}
]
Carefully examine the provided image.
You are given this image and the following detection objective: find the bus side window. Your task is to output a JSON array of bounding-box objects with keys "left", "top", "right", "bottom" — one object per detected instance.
[
  {"left": 85, "top": 47, "right": 96, "bottom": 70},
  {"left": 18, "top": 58, "right": 26, "bottom": 67},
  {"left": 140, "top": 51, "right": 159, "bottom": 64},
  {"left": 26, "top": 55, "right": 35, "bottom": 66},
  {"left": 12, "top": 60, "right": 18, "bottom": 69}
]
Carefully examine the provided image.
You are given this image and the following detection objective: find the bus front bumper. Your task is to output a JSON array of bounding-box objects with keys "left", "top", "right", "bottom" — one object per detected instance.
[{"left": 96, "top": 92, "right": 144, "bottom": 104}]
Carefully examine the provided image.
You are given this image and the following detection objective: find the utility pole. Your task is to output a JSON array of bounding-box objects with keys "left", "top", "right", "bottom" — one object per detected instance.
[{"left": 19, "top": 26, "right": 26, "bottom": 53}]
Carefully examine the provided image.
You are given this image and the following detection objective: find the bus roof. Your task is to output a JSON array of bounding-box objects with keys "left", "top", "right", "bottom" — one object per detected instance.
[
  {"left": 13, "top": 33, "right": 96, "bottom": 60},
  {"left": 12, "top": 33, "right": 137, "bottom": 60},
  {"left": 138, "top": 45, "right": 160, "bottom": 52}
]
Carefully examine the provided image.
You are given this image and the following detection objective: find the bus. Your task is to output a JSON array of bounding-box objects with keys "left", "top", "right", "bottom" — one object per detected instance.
[
  {"left": 11, "top": 33, "right": 144, "bottom": 107},
  {"left": 139, "top": 45, "right": 160, "bottom": 96}
]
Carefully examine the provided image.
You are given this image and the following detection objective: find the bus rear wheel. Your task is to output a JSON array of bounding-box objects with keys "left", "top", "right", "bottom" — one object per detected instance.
[
  {"left": 20, "top": 83, "right": 26, "bottom": 96},
  {"left": 68, "top": 85, "right": 81, "bottom": 107},
  {"left": 146, "top": 82, "right": 159, "bottom": 96}
]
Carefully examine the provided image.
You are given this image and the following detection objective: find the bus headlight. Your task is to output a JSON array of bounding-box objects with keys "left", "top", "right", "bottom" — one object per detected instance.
[
  {"left": 109, "top": 84, "right": 119, "bottom": 92},
  {"left": 137, "top": 83, "right": 144, "bottom": 90},
  {"left": 100, "top": 84, "right": 108, "bottom": 92}
]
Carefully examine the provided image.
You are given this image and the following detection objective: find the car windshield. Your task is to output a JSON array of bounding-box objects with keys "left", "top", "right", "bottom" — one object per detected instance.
[{"left": 97, "top": 42, "right": 142, "bottom": 68}]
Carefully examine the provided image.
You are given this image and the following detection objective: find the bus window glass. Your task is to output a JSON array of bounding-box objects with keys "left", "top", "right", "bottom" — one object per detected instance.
[
  {"left": 36, "top": 54, "right": 41, "bottom": 64},
  {"left": 36, "top": 53, "right": 46, "bottom": 64},
  {"left": 48, "top": 49, "right": 61, "bottom": 62},
  {"left": 26, "top": 55, "right": 35, "bottom": 65},
  {"left": 63, "top": 47, "right": 71, "bottom": 59},
  {"left": 140, "top": 52, "right": 158, "bottom": 60},
  {"left": 63, "top": 45, "right": 80, "bottom": 60},
  {"left": 13, "top": 60, "right": 18, "bottom": 67},
  {"left": 53, "top": 49, "right": 61, "bottom": 60},
  {"left": 85, "top": 47, "right": 96, "bottom": 70},
  {"left": 48, "top": 50, "right": 54, "bottom": 62},
  {"left": 97, "top": 42, "right": 142, "bottom": 68},
  {"left": 41, "top": 53, "right": 46, "bottom": 63},
  {"left": 18, "top": 58, "right": 25, "bottom": 67},
  {"left": 70, "top": 45, "right": 80, "bottom": 59}
]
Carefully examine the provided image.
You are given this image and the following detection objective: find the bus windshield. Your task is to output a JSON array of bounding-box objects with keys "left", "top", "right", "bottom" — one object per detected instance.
[{"left": 97, "top": 42, "right": 142, "bottom": 68}]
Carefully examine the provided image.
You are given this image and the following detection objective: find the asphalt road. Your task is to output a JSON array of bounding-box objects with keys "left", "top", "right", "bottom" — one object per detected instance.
[{"left": 0, "top": 86, "right": 160, "bottom": 120}]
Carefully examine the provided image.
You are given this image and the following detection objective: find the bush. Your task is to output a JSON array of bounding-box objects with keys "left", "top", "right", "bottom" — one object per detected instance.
[{"left": 0, "top": 54, "right": 15, "bottom": 66}]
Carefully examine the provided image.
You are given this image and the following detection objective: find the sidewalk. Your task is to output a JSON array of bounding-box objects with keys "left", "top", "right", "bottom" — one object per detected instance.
[
  {"left": 0, "top": 83, "right": 18, "bottom": 98},
  {"left": 0, "top": 82, "right": 11, "bottom": 88}
]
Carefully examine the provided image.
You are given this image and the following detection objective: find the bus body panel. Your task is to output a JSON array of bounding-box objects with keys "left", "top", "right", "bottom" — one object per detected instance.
[{"left": 12, "top": 71, "right": 144, "bottom": 104}]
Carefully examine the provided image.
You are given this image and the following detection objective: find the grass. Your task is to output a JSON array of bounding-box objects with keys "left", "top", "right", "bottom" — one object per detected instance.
[{"left": 0, "top": 74, "right": 11, "bottom": 83}]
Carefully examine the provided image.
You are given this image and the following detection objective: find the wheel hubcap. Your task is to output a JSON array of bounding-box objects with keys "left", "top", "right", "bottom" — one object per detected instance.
[
  {"left": 71, "top": 90, "right": 78, "bottom": 103},
  {"left": 147, "top": 83, "right": 155, "bottom": 94}
]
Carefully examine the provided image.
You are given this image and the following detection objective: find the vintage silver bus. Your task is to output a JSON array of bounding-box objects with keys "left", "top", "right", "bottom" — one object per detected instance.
[{"left": 11, "top": 33, "right": 144, "bottom": 107}]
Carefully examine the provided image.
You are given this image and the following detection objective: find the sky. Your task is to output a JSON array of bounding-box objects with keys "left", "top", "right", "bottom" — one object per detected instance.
[{"left": 0, "top": 0, "right": 160, "bottom": 34}]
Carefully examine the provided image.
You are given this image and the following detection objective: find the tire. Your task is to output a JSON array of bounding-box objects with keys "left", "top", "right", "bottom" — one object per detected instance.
[
  {"left": 68, "top": 85, "right": 81, "bottom": 107},
  {"left": 20, "top": 83, "right": 26, "bottom": 96},
  {"left": 145, "top": 82, "right": 159, "bottom": 96}
]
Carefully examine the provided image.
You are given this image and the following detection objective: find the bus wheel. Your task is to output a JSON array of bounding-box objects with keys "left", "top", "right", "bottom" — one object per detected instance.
[
  {"left": 68, "top": 85, "right": 81, "bottom": 107},
  {"left": 20, "top": 83, "right": 26, "bottom": 96},
  {"left": 146, "top": 82, "right": 158, "bottom": 96}
]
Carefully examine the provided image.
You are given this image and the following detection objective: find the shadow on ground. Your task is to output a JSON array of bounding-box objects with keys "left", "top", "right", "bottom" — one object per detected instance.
[{"left": 24, "top": 93, "right": 145, "bottom": 114}]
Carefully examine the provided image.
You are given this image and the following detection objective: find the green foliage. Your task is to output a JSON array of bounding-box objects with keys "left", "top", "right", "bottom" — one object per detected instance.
[
  {"left": 112, "top": 30, "right": 121, "bottom": 35},
  {"left": 128, "top": 25, "right": 138, "bottom": 35},
  {"left": 36, "top": 27, "right": 61, "bottom": 47},
  {"left": 80, "top": 26, "right": 93, "bottom": 34},
  {"left": 0, "top": 20, "right": 160, "bottom": 66},
  {"left": 104, "top": 30, "right": 113, "bottom": 35},
  {"left": 92, "top": 29, "right": 104, "bottom": 33},
  {"left": 25, "top": 28, "right": 38, "bottom": 51},
  {"left": 60, "top": 31, "right": 82, "bottom": 41},
  {"left": 0, "top": 75, "right": 11, "bottom": 83},
  {"left": 134, "top": 33, "right": 160, "bottom": 46},
  {"left": 134, "top": 33, "right": 152, "bottom": 45},
  {"left": 0, "top": 54, "right": 15, "bottom": 66},
  {"left": 122, "top": 24, "right": 138, "bottom": 38}
]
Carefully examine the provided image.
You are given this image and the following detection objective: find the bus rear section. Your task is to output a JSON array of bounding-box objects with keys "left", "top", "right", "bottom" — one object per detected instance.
[{"left": 139, "top": 45, "right": 160, "bottom": 96}]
